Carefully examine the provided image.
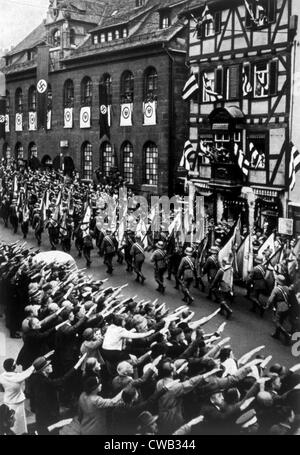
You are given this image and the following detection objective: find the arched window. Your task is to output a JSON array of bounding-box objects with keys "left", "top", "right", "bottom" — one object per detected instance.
[
  {"left": 15, "top": 142, "right": 24, "bottom": 160},
  {"left": 101, "top": 142, "right": 115, "bottom": 177},
  {"left": 28, "top": 142, "right": 37, "bottom": 159},
  {"left": 144, "top": 67, "right": 158, "bottom": 101},
  {"left": 63, "top": 79, "right": 74, "bottom": 108},
  {"left": 120, "top": 71, "right": 134, "bottom": 103},
  {"left": 70, "top": 28, "right": 75, "bottom": 45},
  {"left": 122, "top": 142, "right": 134, "bottom": 185},
  {"left": 5, "top": 90, "right": 10, "bottom": 114},
  {"left": 53, "top": 28, "right": 61, "bottom": 47},
  {"left": 81, "top": 77, "right": 93, "bottom": 106},
  {"left": 144, "top": 142, "right": 158, "bottom": 186},
  {"left": 101, "top": 73, "right": 112, "bottom": 104},
  {"left": 2, "top": 143, "right": 11, "bottom": 161},
  {"left": 81, "top": 142, "right": 93, "bottom": 180},
  {"left": 15, "top": 88, "right": 23, "bottom": 113},
  {"left": 28, "top": 85, "right": 37, "bottom": 111},
  {"left": 47, "top": 84, "right": 52, "bottom": 111}
]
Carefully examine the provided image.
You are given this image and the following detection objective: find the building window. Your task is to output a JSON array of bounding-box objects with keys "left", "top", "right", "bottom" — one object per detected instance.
[
  {"left": 101, "top": 142, "right": 115, "bottom": 177},
  {"left": 120, "top": 71, "right": 134, "bottom": 103},
  {"left": 81, "top": 77, "right": 93, "bottom": 106},
  {"left": 28, "top": 86, "right": 37, "bottom": 111},
  {"left": 100, "top": 33, "right": 106, "bottom": 43},
  {"left": 234, "top": 132, "right": 241, "bottom": 143},
  {"left": 101, "top": 73, "right": 112, "bottom": 104},
  {"left": 107, "top": 31, "right": 113, "bottom": 42},
  {"left": 52, "top": 28, "right": 61, "bottom": 47},
  {"left": 70, "top": 29, "right": 75, "bottom": 45},
  {"left": 115, "top": 30, "right": 120, "bottom": 40},
  {"left": 144, "top": 67, "right": 158, "bottom": 101},
  {"left": 254, "top": 62, "right": 269, "bottom": 98},
  {"left": 2, "top": 143, "right": 11, "bottom": 161},
  {"left": 82, "top": 142, "right": 93, "bottom": 180},
  {"left": 28, "top": 142, "right": 37, "bottom": 159},
  {"left": 144, "top": 142, "right": 158, "bottom": 186},
  {"left": 15, "top": 142, "right": 24, "bottom": 160},
  {"left": 248, "top": 135, "right": 266, "bottom": 169},
  {"left": 245, "top": 0, "right": 275, "bottom": 28},
  {"left": 27, "top": 50, "right": 34, "bottom": 61},
  {"left": 204, "top": 19, "right": 214, "bottom": 37},
  {"left": 93, "top": 34, "right": 99, "bottom": 45},
  {"left": 5, "top": 91, "right": 10, "bottom": 115},
  {"left": 122, "top": 142, "right": 134, "bottom": 184},
  {"left": 161, "top": 16, "right": 170, "bottom": 29},
  {"left": 63, "top": 79, "right": 74, "bottom": 108},
  {"left": 136, "top": 0, "right": 144, "bottom": 7},
  {"left": 15, "top": 88, "right": 23, "bottom": 113},
  {"left": 122, "top": 28, "right": 128, "bottom": 38}
]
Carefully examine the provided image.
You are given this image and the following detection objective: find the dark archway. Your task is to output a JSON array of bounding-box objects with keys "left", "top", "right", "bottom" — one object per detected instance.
[
  {"left": 41, "top": 154, "right": 53, "bottom": 170},
  {"left": 63, "top": 156, "right": 75, "bottom": 177}
]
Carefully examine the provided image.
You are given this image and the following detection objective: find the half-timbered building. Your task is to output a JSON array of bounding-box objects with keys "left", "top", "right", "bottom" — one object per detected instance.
[{"left": 179, "top": 0, "right": 299, "bottom": 233}]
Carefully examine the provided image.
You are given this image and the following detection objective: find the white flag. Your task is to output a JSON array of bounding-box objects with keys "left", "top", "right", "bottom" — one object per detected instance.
[
  {"left": 120, "top": 103, "right": 133, "bottom": 126},
  {"left": 15, "top": 113, "right": 23, "bottom": 131},
  {"left": 80, "top": 106, "right": 91, "bottom": 129},
  {"left": 257, "top": 233, "right": 275, "bottom": 260},
  {"left": 64, "top": 108, "right": 73, "bottom": 129},
  {"left": 28, "top": 112, "right": 37, "bottom": 131},
  {"left": 47, "top": 110, "right": 52, "bottom": 130},
  {"left": 143, "top": 101, "right": 157, "bottom": 126},
  {"left": 5, "top": 114, "right": 9, "bottom": 133}
]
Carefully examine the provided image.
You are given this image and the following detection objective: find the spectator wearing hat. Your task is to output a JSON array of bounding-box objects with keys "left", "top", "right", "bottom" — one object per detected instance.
[
  {"left": 0, "top": 404, "right": 16, "bottom": 435},
  {"left": 80, "top": 328, "right": 104, "bottom": 371},
  {"left": 0, "top": 358, "right": 35, "bottom": 434},
  {"left": 151, "top": 241, "right": 168, "bottom": 294},
  {"left": 78, "top": 376, "right": 123, "bottom": 435},
  {"left": 177, "top": 247, "right": 196, "bottom": 305},
  {"left": 136, "top": 411, "right": 159, "bottom": 435}
]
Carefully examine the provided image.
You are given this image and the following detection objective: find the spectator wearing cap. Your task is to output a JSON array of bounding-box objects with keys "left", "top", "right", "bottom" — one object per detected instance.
[
  {"left": 0, "top": 358, "right": 35, "bottom": 434},
  {"left": 78, "top": 376, "right": 123, "bottom": 435}
]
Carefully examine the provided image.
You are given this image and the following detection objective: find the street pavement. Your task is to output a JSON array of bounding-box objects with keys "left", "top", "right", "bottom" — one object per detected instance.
[{"left": 0, "top": 223, "right": 297, "bottom": 372}]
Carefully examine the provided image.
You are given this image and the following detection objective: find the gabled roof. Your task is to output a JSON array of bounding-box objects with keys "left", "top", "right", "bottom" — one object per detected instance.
[{"left": 6, "top": 22, "right": 46, "bottom": 56}]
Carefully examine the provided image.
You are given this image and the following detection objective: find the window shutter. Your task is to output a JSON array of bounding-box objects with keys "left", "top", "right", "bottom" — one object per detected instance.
[
  {"left": 215, "top": 68, "right": 223, "bottom": 96},
  {"left": 228, "top": 65, "right": 240, "bottom": 99},
  {"left": 214, "top": 12, "right": 221, "bottom": 34},
  {"left": 269, "top": 60, "right": 278, "bottom": 96}
]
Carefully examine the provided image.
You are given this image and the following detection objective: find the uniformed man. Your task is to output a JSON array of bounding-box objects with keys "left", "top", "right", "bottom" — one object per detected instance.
[
  {"left": 202, "top": 246, "right": 220, "bottom": 298},
  {"left": 130, "top": 234, "right": 146, "bottom": 284},
  {"left": 123, "top": 230, "right": 135, "bottom": 272},
  {"left": 209, "top": 257, "right": 233, "bottom": 319},
  {"left": 151, "top": 241, "right": 167, "bottom": 294},
  {"left": 47, "top": 217, "right": 60, "bottom": 251},
  {"left": 9, "top": 198, "right": 19, "bottom": 234},
  {"left": 247, "top": 257, "right": 268, "bottom": 317},
  {"left": 177, "top": 247, "right": 196, "bottom": 305},
  {"left": 267, "top": 275, "right": 292, "bottom": 344},
  {"left": 101, "top": 229, "right": 117, "bottom": 275}
]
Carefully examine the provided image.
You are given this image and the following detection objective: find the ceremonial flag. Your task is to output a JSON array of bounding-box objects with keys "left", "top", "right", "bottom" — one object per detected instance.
[
  {"left": 81, "top": 205, "right": 92, "bottom": 238},
  {"left": 242, "top": 66, "right": 253, "bottom": 97},
  {"left": 136, "top": 219, "right": 149, "bottom": 249},
  {"left": 234, "top": 143, "right": 250, "bottom": 176},
  {"left": 64, "top": 108, "right": 73, "bottom": 129},
  {"left": 143, "top": 101, "right": 157, "bottom": 125},
  {"left": 99, "top": 83, "right": 110, "bottom": 139},
  {"left": 168, "top": 211, "right": 182, "bottom": 235},
  {"left": 236, "top": 235, "right": 253, "bottom": 280},
  {"left": 80, "top": 107, "right": 91, "bottom": 129},
  {"left": 120, "top": 103, "right": 133, "bottom": 126},
  {"left": 264, "top": 247, "right": 284, "bottom": 290},
  {"left": 257, "top": 233, "right": 275, "bottom": 260},
  {"left": 249, "top": 142, "right": 264, "bottom": 169},
  {"left": 28, "top": 112, "right": 37, "bottom": 131},
  {"left": 36, "top": 46, "right": 50, "bottom": 130},
  {"left": 203, "top": 73, "right": 223, "bottom": 102},
  {"left": 182, "top": 73, "right": 199, "bottom": 101},
  {"left": 179, "top": 140, "right": 197, "bottom": 171},
  {"left": 219, "top": 219, "right": 241, "bottom": 266},
  {"left": 22, "top": 202, "right": 30, "bottom": 223},
  {"left": 12, "top": 174, "right": 18, "bottom": 194},
  {"left": 244, "top": 0, "right": 256, "bottom": 23},
  {"left": 0, "top": 98, "right": 5, "bottom": 140},
  {"left": 15, "top": 113, "right": 23, "bottom": 131},
  {"left": 59, "top": 212, "right": 67, "bottom": 237},
  {"left": 199, "top": 140, "right": 213, "bottom": 163},
  {"left": 289, "top": 142, "right": 300, "bottom": 192}
]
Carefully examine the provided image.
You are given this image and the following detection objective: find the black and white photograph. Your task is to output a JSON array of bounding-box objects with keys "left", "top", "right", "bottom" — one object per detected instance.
[{"left": 0, "top": 0, "right": 300, "bottom": 439}]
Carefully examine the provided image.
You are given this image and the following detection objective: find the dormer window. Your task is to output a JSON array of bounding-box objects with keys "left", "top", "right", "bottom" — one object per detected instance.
[
  {"left": 93, "top": 34, "right": 99, "bottom": 45},
  {"left": 115, "top": 30, "right": 120, "bottom": 40},
  {"left": 100, "top": 33, "right": 106, "bottom": 43},
  {"left": 108, "top": 31, "right": 113, "bottom": 42},
  {"left": 52, "top": 28, "right": 61, "bottom": 47},
  {"left": 162, "top": 16, "right": 170, "bottom": 29},
  {"left": 122, "top": 28, "right": 128, "bottom": 38}
]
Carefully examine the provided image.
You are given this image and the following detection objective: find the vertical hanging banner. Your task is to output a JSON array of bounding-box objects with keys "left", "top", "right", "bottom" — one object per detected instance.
[
  {"left": 28, "top": 111, "right": 37, "bottom": 131},
  {"left": 47, "top": 110, "right": 52, "bottom": 130},
  {"left": 143, "top": 101, "right": 157, "bottom": 126},
  {"left": 120, "top": 103, "right": 133, "bottom": 126},
  {"left": 5, "top": 114, "right": 9, "bottom": 133},
  {"left": 80, "top": 106, "right": 91, "bottom": 128},
  {"left": 64, "top": 108, "right": 73, "bottom": 128},
  {"left": 0, "top": 98, "right": 5, "bottom": 140},
  {"left": 15, "top": 113, "right": 23, "bottom": 131},
  {"left": 36, "top": 45, "right": 50, "bottom": 130},
  {"left": 99, "top": 83, "right": 110, "bottom": 139}
]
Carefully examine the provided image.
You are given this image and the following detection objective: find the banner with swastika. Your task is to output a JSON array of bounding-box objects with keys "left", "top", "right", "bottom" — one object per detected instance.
[
  {"left": 0, "top": 98, "right": 5, "bottom": 140},
  {"left": 37, "top": 45, "right": 50, "bottom": 130}
]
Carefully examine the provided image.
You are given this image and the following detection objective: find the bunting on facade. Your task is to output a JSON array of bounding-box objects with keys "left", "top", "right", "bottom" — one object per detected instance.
[
  {"left": 80, "top": 106, "right": 91, "bottom": 129},
  {"left": 289, "top": 142, "right": 300, "bottom": 191},
  {"left": 120, "top": 103, "right": 133, "bottom": 126},
  {"left": 28, "top": 112, "right": 37, "bottom": 131},
  {"left": 234, "top": 143, "right": 250, "bottom": 176},
  {"left": 179, "top": 140, "right": 197, "bottom": 171},
  {"left": 99, "top": 83, "right": 110, "bottom": 139},
  {"left": 64, "top": 108, "right": 73, "bottom": 129},
  {"left": 182, "top": 72, "right": 199, "bottom": 101},
  {"left": 203, "top": 73, "right": 223, "bottom": 102},
  {"left": 15, "top": 113, "right": 23, "bottom": 132},
  {"left": 143, "top": 101, "right": 157, "bottom": 125},
  {"left": 5, "top": 114, "right": 10, "bottom": 133},
  {"left": 0, "top": 98, "right": 5, "bottom": 140}
]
